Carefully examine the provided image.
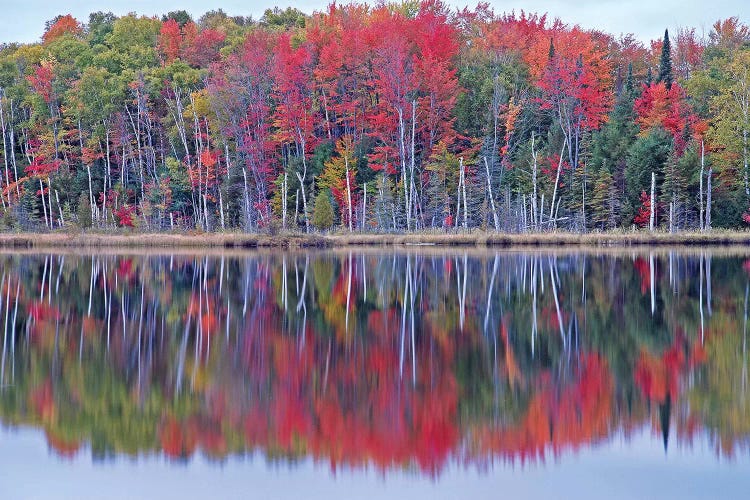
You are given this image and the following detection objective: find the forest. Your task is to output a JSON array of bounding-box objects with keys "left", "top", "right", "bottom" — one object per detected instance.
[{"left": 0, "top": 2, "right": 748, "bottom": 233}]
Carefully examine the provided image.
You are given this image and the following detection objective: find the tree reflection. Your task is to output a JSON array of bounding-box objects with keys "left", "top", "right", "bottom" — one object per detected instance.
[{"left": 0, "top": 250, "right": 748, "bottom": 473}]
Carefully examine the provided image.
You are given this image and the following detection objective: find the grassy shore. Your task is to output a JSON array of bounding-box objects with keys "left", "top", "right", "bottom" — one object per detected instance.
[{"left": 2, "top": 229, "right": 750, "bottom": 249}]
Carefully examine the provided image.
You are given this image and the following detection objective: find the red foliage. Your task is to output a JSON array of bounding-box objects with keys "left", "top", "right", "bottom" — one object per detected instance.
[
  {"left": 158, "top": 19, "right": 182, "bottom": 63},
  {"left": 470, "top": 353, "right": 613, "bottom": 462},
  {"left": 183, "top": 29, "right": 225, "bottom": 67},
  {"left": 81, "top": 147, "right": 103, "bottom": 165},
  {"left": 537, "top": 51, "right": 610, "bottom": 133},
  {"left": 634, "top": 82, "right": 705, "bottom": 154},
  {"left": 633, "top": 256, "right": 651, "bottom": 294},
  {"left": 42, "top": 15, "right": 82, "bottom": 44},
  {"left": 673, "top": 28, "right": 704, "bottom": 80},
  {"left": 634, "top": 191, "right": 651, "bottom": 227},
  {"left": 29, "top": 380, "right": 56, "bottom": 421},
  {"left": 113, "top": 205, "right": 137, "bottom": 227},
  {"left": 308, "top": 3, "right": 371, "bottom": 139},
  {"left": 45, "top": 430, "right": 81, "bottom": 458},
  {"left": 634, "top": 334, "right": 697, "bottom": 404},
  {"left": 159, "top": 20, "right": 226, "bottom": 67},
  {"left": 271, "top": 33, "right": 317, "bottom": 152},
  {"left": 160, "top": 417, "right": 197, "bottom": 459},
  {"left": 540, "top": 153, "right": 571, "bottom": 184},
  {"left": 27, "top": 61, "right": 55, "bottom": 103},
  {"left": 26, "top": 154, "right": 62, "bottom": 178}
]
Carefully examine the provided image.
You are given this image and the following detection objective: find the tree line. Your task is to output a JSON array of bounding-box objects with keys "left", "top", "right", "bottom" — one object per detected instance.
[{"left": 0, "top": 3, "right": 748, "bottom": 233}]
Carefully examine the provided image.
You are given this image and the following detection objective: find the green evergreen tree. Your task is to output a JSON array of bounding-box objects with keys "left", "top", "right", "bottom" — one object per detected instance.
[
  {"left": 625, "top": 62, "right": 635, "bottom": 94},
  {"left": 588, "top": 67, "right": 640, "bottom": 228},
  {"left": 624, "top": 128, "right": 673, "bottom": 225},
  {"left": 658, "top": 29, "right": 673, "bottom": 89},
  {"left": 589, "top": 167, "right": 616, "bottom": 230}
]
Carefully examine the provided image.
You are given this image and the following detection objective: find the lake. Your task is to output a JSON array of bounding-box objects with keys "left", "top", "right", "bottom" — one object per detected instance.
[{"left": 1, "top": 248, "right": 750, "bottom": 499}]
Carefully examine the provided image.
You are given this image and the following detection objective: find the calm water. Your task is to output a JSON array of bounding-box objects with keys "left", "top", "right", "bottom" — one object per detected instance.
[{"left": 1, "top": 249, "right": 750, "bottom": 499}]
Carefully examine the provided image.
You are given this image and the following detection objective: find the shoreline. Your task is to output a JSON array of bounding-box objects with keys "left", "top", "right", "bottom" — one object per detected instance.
[{"left": 1, "top": 230, "right": 750, "bottom": 249}]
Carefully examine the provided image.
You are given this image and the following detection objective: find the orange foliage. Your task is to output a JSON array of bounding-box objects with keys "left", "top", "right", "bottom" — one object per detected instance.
[
  {"left": 42, "top": 15, "right": 82, "bottom": 44},
  {"left": 45, "top": 429, "right": 81, "bottom": 457}
]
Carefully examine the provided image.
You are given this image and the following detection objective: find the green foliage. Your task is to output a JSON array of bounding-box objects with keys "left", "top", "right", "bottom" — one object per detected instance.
[
  {"left": 624, "top": 128, "right": 673, "bottom": 224},
  {"left": 87, "top": 12, "right": 116, "bottom": 47},
  {"left": 76, "top": 193, "right": 92, "bottom": 228},
  {"left": 162, "top": 10, "right": 193, "bottom": 27},
  {"left": 312, "top": 189, "right": 335, "bottom": 230},
  {"left": 0, "top": 207, "right": 17, "bottom": 230},
  {"left": 260, "top": 7, "right": 307, "bottom": 30},
  {"left": 658, "top": 29, "right": 673, "bottom": 89}
]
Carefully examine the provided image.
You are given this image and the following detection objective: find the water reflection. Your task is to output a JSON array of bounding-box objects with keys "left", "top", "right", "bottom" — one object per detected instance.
[{"left": 0, "top": 249, "right": 749, "bottom": 474}]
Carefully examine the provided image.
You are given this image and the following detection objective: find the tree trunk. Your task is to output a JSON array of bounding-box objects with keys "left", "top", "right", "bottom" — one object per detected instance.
[
  {"left": 649, "top": 171, "right": 656, "bottom": 231},
  {"left": 47, "top": 178, "right": 54, "bottom": 229},
  {"left": 345, "top": 153, "right": 353, "bottom": 232},
  {"left": 549, "top": 140, "right": 567, "bottom": 228},
  {"left": 669, "top": 196, "right": 677, "bottom": 233},
  {"left": 699, "top": 140, "right": 704, "bottom": 231},
  {"left": 242, "top": 168, "right": 251, "bottom": 231},
  {"left": 39, "top": 178, "right": 48, "bottom": 228},
  {"left": 87, "top": 165, "right": 95, "bottom": 223},
  {"left": 219, "top": 189, "right": 225, "bottom": 230},
  {"left": 484, "top": 157, "right": 500, "bottom": 230},
  {"left": 9, "top": 100, "right": 19, "bottom": 199},
  {"left": 55, "top": 189, "right": 64, "bottom": 227},
  {"left": 362, "top": 182, "right": 367, "bottom": 231},
  {"left": 282, "top": 172, "right": 288, "bottom": 230},
  {"left": 410, "top": 100, "right": 417, "bottom": 231},
  {"left": 296, "top": 171, "right": 310, "bottom": 233},
  {"left": 398, "top": 106, "right": 409, "bottom": 231},
  {"left": 0, "top": 98, "right": 9, "bottom": 206},
  {"left": 531, "top": 132, "right": 538, "bottom": 230},
  {"left": 706, "top": 167, "right": 712, "bottom": 230},
  {"left": 460, "top": 157, "right": 468, "bottom": 229}
]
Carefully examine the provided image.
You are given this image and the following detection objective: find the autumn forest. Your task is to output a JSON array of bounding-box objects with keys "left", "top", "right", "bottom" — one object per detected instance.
[{"left": 0, "top": 3, "right": 748, "bottom": 234}]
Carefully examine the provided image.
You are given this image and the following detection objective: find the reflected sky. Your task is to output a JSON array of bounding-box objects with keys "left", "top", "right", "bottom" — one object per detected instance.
[{"left": 2, "top": 427, "right": 749, "bottom": 500}]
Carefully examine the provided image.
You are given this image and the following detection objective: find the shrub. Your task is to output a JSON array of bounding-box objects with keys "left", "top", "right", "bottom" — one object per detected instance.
[{"left": 312, "top": 189, "right": 334, "bottom": 231}]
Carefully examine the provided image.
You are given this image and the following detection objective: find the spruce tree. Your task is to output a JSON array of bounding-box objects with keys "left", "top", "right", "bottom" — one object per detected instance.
[
  {"left": 625, "top": 62, "right": 634, "bottom": 95},
  {"left": 657, "top": 29, "right": 673, "bottom": 90}
]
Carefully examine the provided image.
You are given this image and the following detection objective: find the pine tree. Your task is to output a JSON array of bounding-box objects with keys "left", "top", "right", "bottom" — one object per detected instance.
[
  {"left": 658, "top": 29, "right": 673, "bottom": 90},
  {"left": 589, "top": 168, "right": 615, "bottom": 230}
]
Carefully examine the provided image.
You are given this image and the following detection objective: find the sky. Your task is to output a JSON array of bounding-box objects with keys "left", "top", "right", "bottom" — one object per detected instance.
[{"left": 0, "top": 0, "right": 747, "bottom": 44}]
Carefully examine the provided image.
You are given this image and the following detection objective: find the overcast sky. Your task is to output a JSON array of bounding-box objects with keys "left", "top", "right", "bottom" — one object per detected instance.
[{"left": 0, "top": 0, "right": 747, "bottom": 44}]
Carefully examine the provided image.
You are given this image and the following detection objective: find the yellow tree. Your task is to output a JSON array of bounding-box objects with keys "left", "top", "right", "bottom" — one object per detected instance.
[{"left": 319, "top": 135, "right": 357, "bottom": 231}]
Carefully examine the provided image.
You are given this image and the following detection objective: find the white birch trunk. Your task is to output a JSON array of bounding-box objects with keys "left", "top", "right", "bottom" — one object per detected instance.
[
  {"left": 649, "top": 171, "right": 656, "bottom": 231},
  {"left": 484, "top": 157, "right": 500, "bottom": 230}
]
